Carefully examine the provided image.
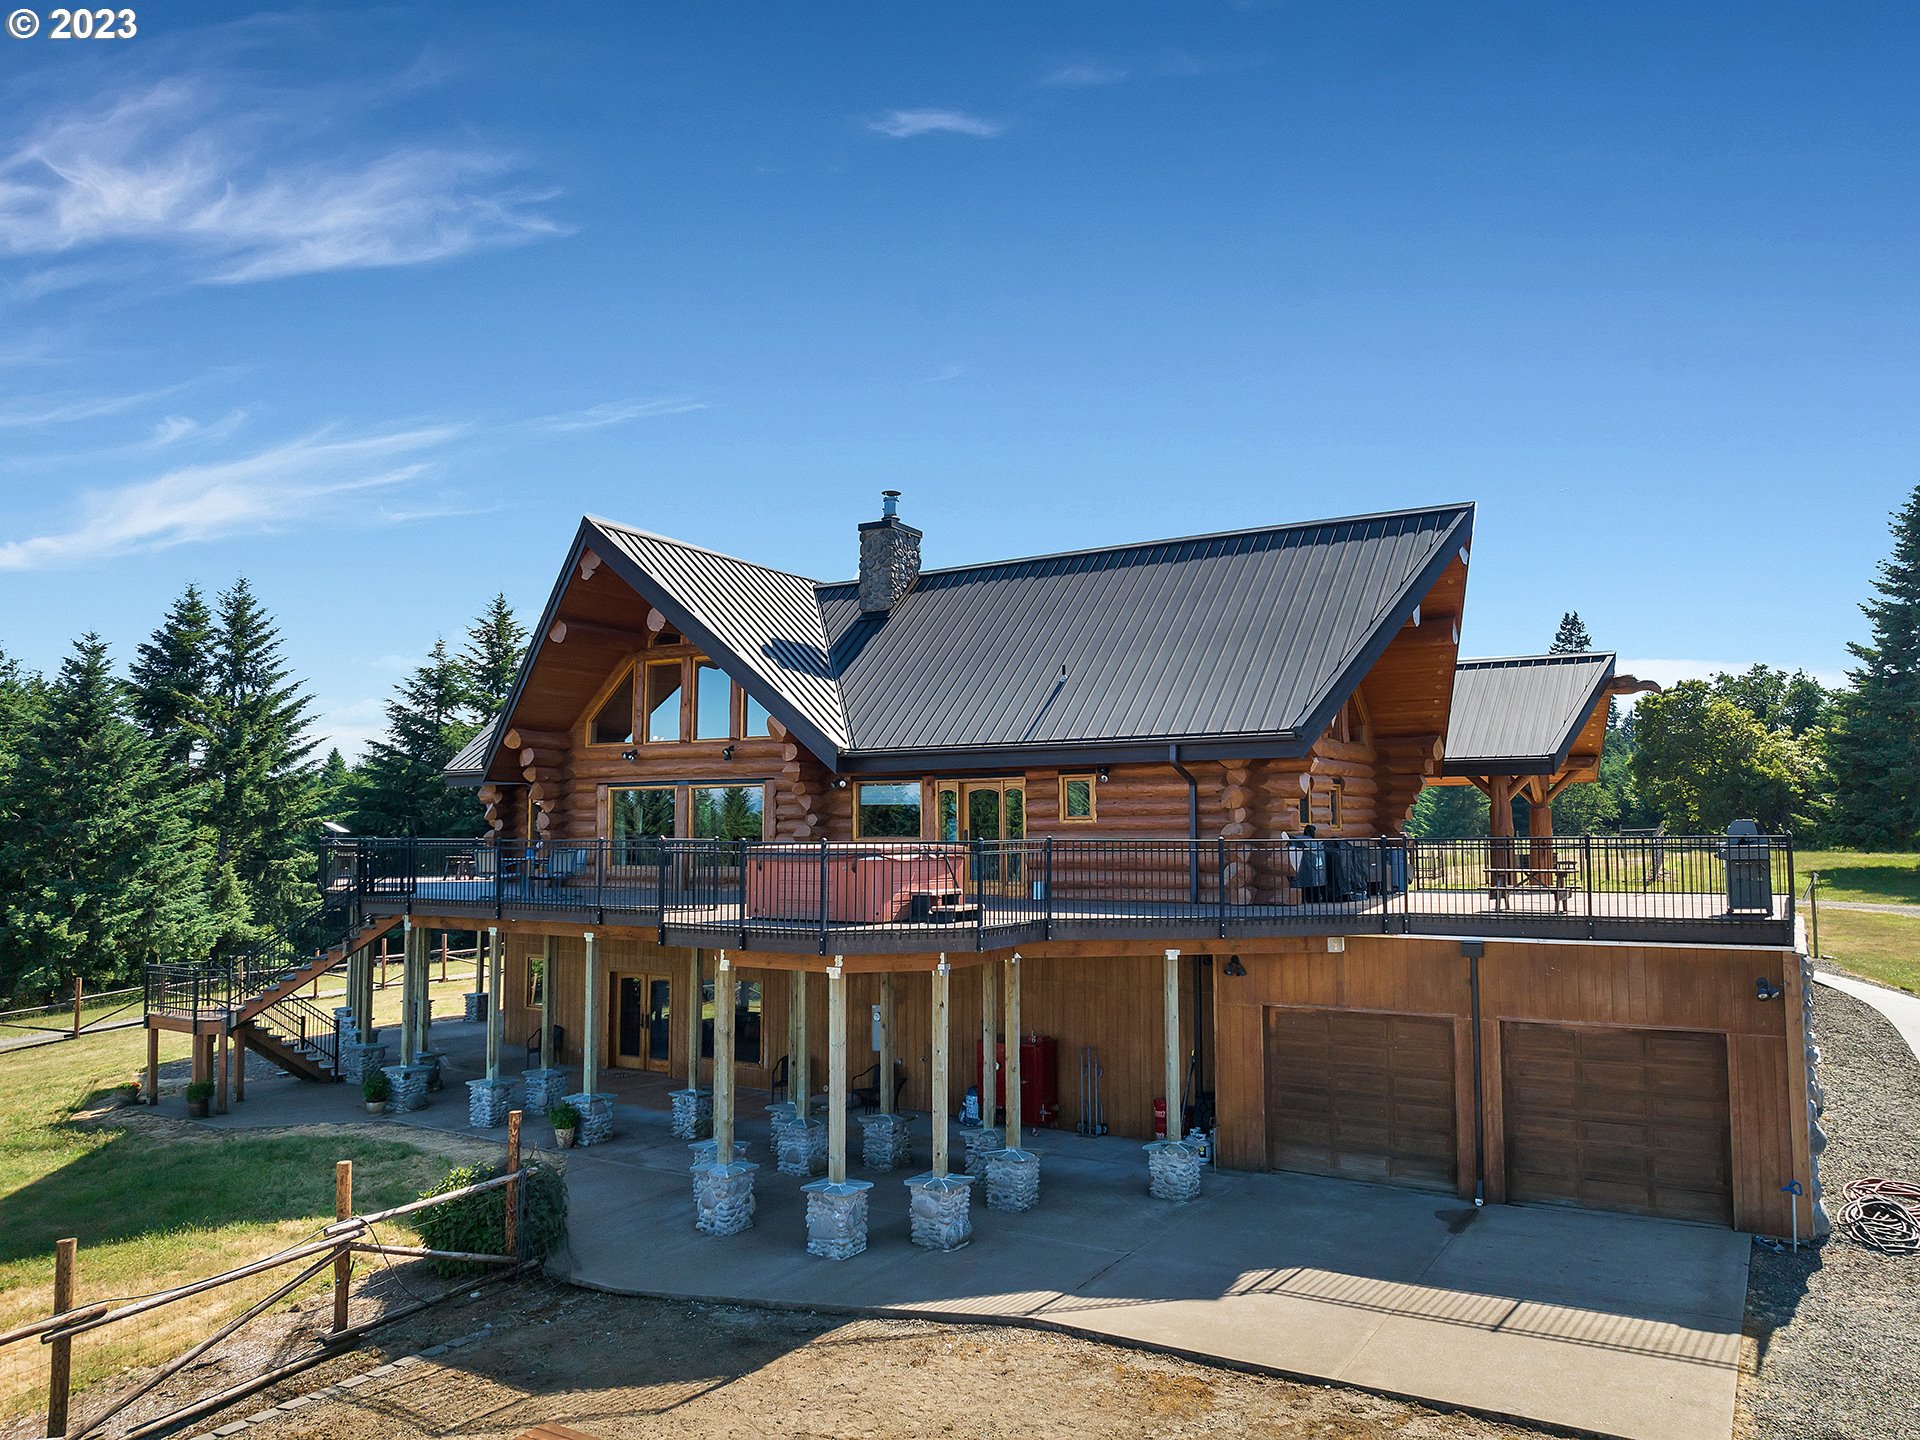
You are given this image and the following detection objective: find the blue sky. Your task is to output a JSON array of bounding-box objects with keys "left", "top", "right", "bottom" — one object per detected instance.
[{"left": 1, "top": 2, "right": 1914, "bottom": 755}]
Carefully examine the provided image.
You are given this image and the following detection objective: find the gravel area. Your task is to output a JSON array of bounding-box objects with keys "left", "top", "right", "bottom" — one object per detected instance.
[{"left": 1738, "top": 984, "right": 1920, "bottom": 1440}]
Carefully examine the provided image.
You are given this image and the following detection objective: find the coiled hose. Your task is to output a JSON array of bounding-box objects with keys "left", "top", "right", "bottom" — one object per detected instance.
[{"left": 1838, "top": 1177, "right": 1920, "bottom": 1254}]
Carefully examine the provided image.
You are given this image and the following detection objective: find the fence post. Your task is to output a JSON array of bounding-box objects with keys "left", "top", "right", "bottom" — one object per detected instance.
[
  {"left": 71, "top": 976, "right": 83, "bottom": 1039},
  {"left": 46, "top": 1237, "right": 75, "bottom": 1436},
  {"left": 737, "top": 838, "right": 749, "bottom": 949},
  {"left": 819, "top": 838, "right": 830, "bottom": 956},
  {"left": 1045, "top": 836, "right": 1054, "bottom": 942},
  {"left": 504, "top": 1109, "right": 523, "bottom": 1258},
  {"left": 1583, "top": 834, "right": 1596, "bottom": 940},
  {"left": 332, "top": 1161, "right": 353, "bottom": 1334},
  {"left": 1809, "top": 869, "right": 1820, "bottom": 960},
  {"left": 1217, "top": 837, "right": 1229, "bottom": 938}
]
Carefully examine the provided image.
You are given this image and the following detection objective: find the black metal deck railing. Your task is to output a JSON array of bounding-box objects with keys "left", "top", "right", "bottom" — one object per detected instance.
[
  {"left": 143, "top": 894, "right": 360, "bottom": 1022},
  {"left": 323, "top": 832, "right": 1796, "bottom": 954}
]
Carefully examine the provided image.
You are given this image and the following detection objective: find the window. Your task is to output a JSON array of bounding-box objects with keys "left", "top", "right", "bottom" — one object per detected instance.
[
  {"left": 644, "top": 661, "right": 683, "bottom": 743},
  {"left": 936, "top": 783, "right": 960, "bottom": 842},
  {"left": 1060, "top": 774, "right": 1097, "bottom": 823},
  {"left": 609, "top": 785, "right": 675, "bottom": 863},
  {"left": 525, "top": 952, "right": 544, "bottom": 1009},
  {"left": 1297, "top": 791, "right": 1310, "bottom": 828},
  {"left": 1329, "top": 779, "right": 1344, "bottom": 830},
  {"left": 693, "top": 662, "right": 731, "bottom": 741},
  {"left": 701, "top": 978, "right": 762, "bottom": 1065},
  {"left": 589, "top": 667, "right": 635, "bottom": 745},
  {"left": 743, "top": 691, "right": 771, "bottom": 737},
  {"left": 856, "top": 782, "right": 922, "bottom": 838},
  {"left": 692, "top": 784, "right": 766, "bottom": 841}
]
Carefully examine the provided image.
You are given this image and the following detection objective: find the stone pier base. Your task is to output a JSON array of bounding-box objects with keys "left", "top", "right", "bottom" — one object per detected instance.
[
  {"left": 333, "top": 1006, "right": 356, "bottom": 1066},
  {"left": 859, "top": 1112, "right": 914, "bottom": 1171},
  {"left": 415, "top": 1050, "right": 448, "bottom": 1091},
  {"left": 689, "top": 1139, "right": 751, "bottom": 1167},
  {"left": 522, "top": 1067, "right": 569, "bottom": 1113},
  {"left": 381, "top": 1062, "right": 433, "bottom": 1112},
  {"left": 1144, "top": 1139, "right": 1204, "bottom": 1202},
  {"left": 338, "top": 1040, "right": 387, "bottom": 1087},
  {"left": 905, "top": 1172, "right": 974, "bottom": 1250},
  {"left": 564, "top": 1092, "right": 616, "bottom": 1146},
  {"left": 765, "top": 1101, "right": 797, "bottom": 1149},
  {"left": 963, "top": 1126, "right": 1002, "bottom": 1178},
  {"left": 985, "top": 1148, "right": 1041, "bottom": 1212},
  {"left": 670, "top": 1088, "right": 714, "bottom": 1140},
  {"left": 775, "top": 1116, "right": 827, "bottom": 1177},
  {"left": 801, "top": 1179, "right": 874, "bottom": 1260},
  {"left": 466, "top": 1077, "right": 515, "bottom": 1129},
  {"left": 692, "top": 1161, "right": 759, "bottom": 1237},
  {"left": 463, "top": 991, "right": 488, "bottom": 1023}
]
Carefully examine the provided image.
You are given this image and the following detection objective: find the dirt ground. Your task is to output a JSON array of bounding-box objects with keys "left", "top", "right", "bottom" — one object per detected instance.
[{"left": 65, "top": 1276, "right": 1539, "bottom": 1440}]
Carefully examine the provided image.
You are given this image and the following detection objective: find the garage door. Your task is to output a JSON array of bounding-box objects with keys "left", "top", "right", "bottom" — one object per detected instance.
[
  {"left": 1502, "top": 1024, "right": 1732, "bottom": 1224},
  {"left": 1264, "top": 1008, "right": 1458, "bottom": 1191}
]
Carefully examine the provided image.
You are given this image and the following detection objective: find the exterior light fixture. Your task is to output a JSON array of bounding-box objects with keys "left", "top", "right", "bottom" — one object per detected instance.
[
  {"left": 1096, "top": 767, "right": 1110, "bottom": 783},
  {"left": 1223, "top": 955, "right": 1247, "bottom": 977},
  {"left": 1755, "top": 977, "right": 1782, "bottom": 1001},
  {"left": 834, "top": 776, "right": 849, "bottom": 789},
  {"left": 722, "top": 744, "right": 735, "bottom": 761},
  {"left": 621, "top": 749, "right": 638, "bottom": 762}
]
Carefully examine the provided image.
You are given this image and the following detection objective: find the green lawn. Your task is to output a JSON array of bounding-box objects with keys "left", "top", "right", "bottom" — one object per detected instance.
[
  {"left": 1812, "top": 907, "right": 1920, "bottom": 995},
  {"left": 1797, "top": 849, "right": 1920, "bottom": 906},
  {"left": 0, "top": 975, "right": 491, "bottom": 1423}
]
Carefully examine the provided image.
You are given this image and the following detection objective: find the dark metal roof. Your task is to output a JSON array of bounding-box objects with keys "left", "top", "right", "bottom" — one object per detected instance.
[
  {"left": 1441, "top": 652, "right": 1615, "bottom": 776},
  {"left": 458, "top": 502, "right": 1474, "bottom": 779},
  {"left": 444, "top": 715, "right": 503, "bottom": 786}
]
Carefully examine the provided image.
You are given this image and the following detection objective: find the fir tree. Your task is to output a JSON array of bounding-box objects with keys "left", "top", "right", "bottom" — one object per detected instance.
[
  {"left": 1551, "top": 612, "right": 1594, "bottom": 654},
  {"left": 354, "top": 640, "right": 485, "bottom": 836},
  {"left": 0, "top": 637, "right": 215, "bottom": 999},
  {"left": 459, "top": 593, "right": 527, "bottom": 721},
  {"left": 127, "top": 583, "right": 215, "bottom": 775},
  {"left": 202, "top": 580, "right": 320, "bottom": 944},
  {"left": 1830, "top": 483, "right": 1920, "bottom": 849},
  {"left": 314, "top": 748, "right": 357, "bottom": 826}
]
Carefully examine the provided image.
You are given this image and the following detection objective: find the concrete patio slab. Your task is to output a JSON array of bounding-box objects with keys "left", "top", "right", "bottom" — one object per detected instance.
[{"left": 174, "top": 1016, "right": 1747, "bottom": 1440}]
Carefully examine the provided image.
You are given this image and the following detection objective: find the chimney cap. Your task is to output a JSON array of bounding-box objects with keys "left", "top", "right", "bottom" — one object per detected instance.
[{"left": 881, "top": 489, "right": 901, "bottom": 519}]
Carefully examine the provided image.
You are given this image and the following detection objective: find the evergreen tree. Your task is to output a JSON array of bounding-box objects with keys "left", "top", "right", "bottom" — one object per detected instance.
[
  {"left": 127, "top": 583, "right": 215, "bottom": 775},
  {"left": 354, "top": 640, "right": 485, "bottom": 836},
  {"left": 314, "top": 748, "right": 357, "bottom": 826},
  {"left": 1551, "top": 612, "right": 1594, "bottom": 653},
  {"left": 202, "top": 580, "right": 320, "bottom": 945},
  {"left": 459, "top": 593, "right": 527, "bottom": 721},
  {"left": 1828, "top": 483, "right": 1920, "bottom": 849},
  {"left": 1405, "top": 785, "right": 1490, "bottom": 838},
  {"left": 0, "top": 637, "right": 215, "bottom": 999}
]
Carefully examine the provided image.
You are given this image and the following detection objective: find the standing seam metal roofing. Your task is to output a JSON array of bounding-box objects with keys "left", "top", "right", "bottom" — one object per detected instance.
[
  {"left": 1441, "top": 652, "right": 1616, "bottom": 774},
  {"left": 454, "top": 503, "right": 1474, "bottom": 779}
]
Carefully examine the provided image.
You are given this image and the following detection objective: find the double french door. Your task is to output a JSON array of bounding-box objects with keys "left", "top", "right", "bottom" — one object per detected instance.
[
  {"left": 936, "top": 779, "right": 1026, "bottom": 888},
  {"left": 612, "top": 973, "right": 672, "bottom": 1071}
]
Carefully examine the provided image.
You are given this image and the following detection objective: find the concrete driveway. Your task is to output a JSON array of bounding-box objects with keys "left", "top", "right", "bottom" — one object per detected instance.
[{"left": 188, "top": 1021, "right": 1750, "bottom": 1440}]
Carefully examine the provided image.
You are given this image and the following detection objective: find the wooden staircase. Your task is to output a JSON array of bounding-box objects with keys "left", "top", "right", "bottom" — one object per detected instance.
[
  {"left": 238, "top": 1015, "right": 337, "bottom": 1082},
  {"left": 231, "top": 914, "right": 403, "bottom": 1025}
]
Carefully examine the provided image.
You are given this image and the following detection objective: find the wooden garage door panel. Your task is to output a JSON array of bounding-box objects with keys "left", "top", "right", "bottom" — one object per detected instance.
[
  {"left": 1265, "top": 1009, "right": 1458, "bottom": 1194},
  {"left": 1502, "top": 1023, "right": 1732, "bottom": 1225}
]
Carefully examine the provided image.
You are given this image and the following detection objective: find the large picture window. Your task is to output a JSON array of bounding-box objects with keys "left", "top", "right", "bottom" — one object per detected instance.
[
  {"left": 609, "top": 785, "right": 675, "bottom": 863},
  {"left": 701, "top": 978, "right": 762, "bottom": 1065},
  {"left": 692, "top": 784, "right": 765, "bottom": 841},
  {"left": 590, "top": 667, "right": 634, "bottom": 745},
  {"left": 855, "top": 782, "right": 922, "bottom": 838},
  {"left": 693, "top": 662, "right": 731, "bottom": 740},
  {"left": 644, "top": 661, "right": 683, "bottom": 743}
]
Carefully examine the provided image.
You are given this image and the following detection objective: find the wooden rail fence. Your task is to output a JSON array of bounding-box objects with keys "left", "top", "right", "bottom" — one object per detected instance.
[{"left": 1, "top": 1111, "right": 529, "bottom": 1439}]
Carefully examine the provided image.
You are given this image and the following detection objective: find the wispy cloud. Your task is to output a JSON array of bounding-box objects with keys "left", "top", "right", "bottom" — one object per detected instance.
[
  {"left": 923, "top": 363, "right": 967, "bottom": 383},
  {"left": 540, "top": 397, "right": 709, "bottom": 432},
  {"left": 1040, "top": 61, "right": 1131, "bottom": 88},
  {"left": 868, "top": 109, "right": 1002, "bottom": 140},
  {"left": 0, "top": 79, "right": 568, "bottom": 287},
  {"left": 0, "top": 423, "right": 465, "bottom": 571},
  {"left": 0, "top": 381, "right": 196, "bottom": 430},
  {"left": 147, "top": 410, "right": 247, "bottom": 447}
]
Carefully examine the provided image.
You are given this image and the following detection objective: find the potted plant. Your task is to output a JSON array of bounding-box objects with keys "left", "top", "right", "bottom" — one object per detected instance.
[
  {"left": 549, "top": 1102, "right": 580, "bottom": 1149},
  {"left": 185, "top": 1079, "right": 214, "bottom": 1118},
  {"left": 362, "top": 1069, "right": 392, "bottom": 1115}
]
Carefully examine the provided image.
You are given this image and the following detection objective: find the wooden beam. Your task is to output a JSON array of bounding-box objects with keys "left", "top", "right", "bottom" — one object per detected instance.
[
  {"left": 1004, "top": 954, "right": 1023, "bottom": 1152},
  {"left": 686, "top": 950, "right": 703, "bottom": 1090},
  {"left": 578, "top": 548, "right": 601, "bottom": 582},
  {"left": 878, "top": 971, "right": 895, "bottom": 1116},
  {"left": 790, "top": 970, "right": 810, "bottom": 1109},
  {"left": 485, "top": 928, "right": 502, "bottom": 1082},
  {"left": 1164, "top": 949, "right": 1181, "bottom": 1140},
  {"left": 827, "top": 960, "right": 848, "bottom": 1186},
  {"left": 713, "top": 953, "right": 736, "bottom": 1159},
  {"left": 539, "top": 936, "right": 554, "bottom": 1070},
  {"left": 931, "top": 958, "right": 950, "bottom": 1177},
  {"left": 979, "top": 957, "right": 998, "bottom": 1132},
  {"left": 547, "top": 618, "right": 651, "bottom": 647}
]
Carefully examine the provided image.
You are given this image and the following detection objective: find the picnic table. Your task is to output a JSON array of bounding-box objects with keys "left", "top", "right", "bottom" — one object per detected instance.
[{"left": 1488, "top": 860, "right": 1578, "bottom": 913}]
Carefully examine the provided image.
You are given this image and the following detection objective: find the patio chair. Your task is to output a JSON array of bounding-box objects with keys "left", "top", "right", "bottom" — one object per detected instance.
[
  {"left": 525, "top": 1024, "right": 565, "bottom": 1066},
  {"left": 851, "top": 1060, "right": 907, "bottom": 1114},
  {"left": 768, "top": 1053, "right": 790, "bottom": 1104}
]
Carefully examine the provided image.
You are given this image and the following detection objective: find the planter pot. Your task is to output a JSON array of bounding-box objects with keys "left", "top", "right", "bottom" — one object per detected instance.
[
  {"left": 366, "top": 1100, "right": 388, "bottom": 1116},
  {"left": 555, "top": 1127, "right": 578, "bottom": 1150},
  {"left": 187, "top": 1099, "right": 209, "bottom": 1119}
]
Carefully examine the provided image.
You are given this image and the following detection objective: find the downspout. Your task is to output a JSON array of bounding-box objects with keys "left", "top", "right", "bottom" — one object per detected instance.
[{"left": 1169, "top": 743, "right": 1200, "bottom": 903}]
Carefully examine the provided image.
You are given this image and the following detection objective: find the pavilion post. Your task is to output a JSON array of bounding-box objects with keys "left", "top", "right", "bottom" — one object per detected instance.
[
  {"left": 985, "top": 953, "right": 1040, "bottom": 1211},
  {"left": 776, "top": 968, "right": 821, "bottom": 1177},
  {"left": 802, "top": 960, "right": 872, "bottom": 1259},
  {"left": 905, "top": 955, "right": 972, "bottom": 1248},
  {"left": 691, "top": 950, "right": 756, "bottom": 1236},
  {"left": 860, "top": 969, "right": 911, "bottom": 1171},
  {"left": 671, "top": 950, "right": 712, "bottom": 1140},
  {"left": 467, "top": 926, "right": 512, "bottom": 1128},
  {"left": 1146, "top": 947, "right": 1202, "bottom": 1201},
  {"left": 967, "top": 958, "right": 1001, "bottom": 1178},
  {"left": 566, "top": 932, "right": 613, "bottom": 1144}
]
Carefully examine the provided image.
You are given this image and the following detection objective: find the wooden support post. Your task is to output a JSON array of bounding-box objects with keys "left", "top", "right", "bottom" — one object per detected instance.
[
  {"left": 47, "top": 1237, "right": 75, "bottom": 1437},
  {"left": 216, "top": 1026, "right": 231, "bottom": 1115},
  {"left": 71, "top": 976, "right": 83, "bottom": 1039},
  {"left": 401, "top": 920, "right": 417, "bottom": 1065},
  {"left": 485, "top": 928, "right": 502, "bottom": 1083},
  {"left": 931, "top": 957, "right": 951, "bottom": 1177},
  {"left": 235, "top": 1024, "right": 245, "bottom": 1103},
  {"left": 539, "top": 937, "right": 555, "bottom": 1068},
  {"left": 980, "top": 958, "right": 998, "bottom": 1132},
  {"left": 146, "top": 1024, "right": 160, "bottom": 1106},
  {"left": 504, "top": 1110, "right": 522, "bottom": 1258},
  {"left": 713, "top": 953, "right": 737, "bottom": 1160},
  {"left": 687, "top": 950, "right": 703, "bottom": 1089},
  {"left": 790, "top": 970, "right": 810, "bottom": 1111},
  {"left": 827, "top": 960, "right": 848, "bottom": 1186},
  {"left": 1164, "top": 949, "right": 1182, "bottom": 1141},
  {"left": 439, "top": 934, "right": 448, "bottom": 983},
  {"left": 332, "top": 1161, "right": 353, "bottom": 1334},
  {"left": 581, "top": 932, "right": 599, "bottom": 1096},
  {"left": 1004, "top": 954, "right": 1023, "bottom": 1151},
  {"left": 877, "top": 971, "right": 896, "bottom": 1116}
]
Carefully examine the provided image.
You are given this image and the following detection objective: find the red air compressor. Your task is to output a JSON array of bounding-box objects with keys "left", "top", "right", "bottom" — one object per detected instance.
[{"left": 978, "top": 1034, "right": 1059, "bottom": 1128}]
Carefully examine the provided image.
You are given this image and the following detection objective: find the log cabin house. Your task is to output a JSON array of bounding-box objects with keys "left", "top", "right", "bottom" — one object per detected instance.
[{"left": 150, "top": 493, "right": 1819, "bottom": 1252}]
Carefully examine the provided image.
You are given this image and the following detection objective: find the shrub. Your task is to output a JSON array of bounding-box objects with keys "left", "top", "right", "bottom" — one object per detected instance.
[
  {"left": 362, "top": 1069, "right": 392, "bottom": 1102},
  {"left": 412, "top": 1159, "right": 568, "bottom": 1274},
  {"left": 547, "top": 1103, "right": 579, "bottom": 1131},
  {"left": 185, "top": 1080, "right": 215, "bottom": 1104}
]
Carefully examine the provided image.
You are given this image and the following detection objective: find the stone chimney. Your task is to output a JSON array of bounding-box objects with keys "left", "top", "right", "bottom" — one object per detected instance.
[{"left": 858, "top": 490, "right": 922, "bottom": 615}]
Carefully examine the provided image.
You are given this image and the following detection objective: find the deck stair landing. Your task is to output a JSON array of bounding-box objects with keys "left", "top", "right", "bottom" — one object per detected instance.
[{"left": 230, "top": 913, "right": 402, "bottom": 1024}]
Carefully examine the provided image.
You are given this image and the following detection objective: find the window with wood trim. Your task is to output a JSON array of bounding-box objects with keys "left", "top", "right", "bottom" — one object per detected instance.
[
  {"left": 1059, "top": 774, "right": 1097, "bottom": 823},
  {"left": 609, "top": 784, "right": 675, "bottom": 863},
  {"left": 855, "top": 782, "right": 922, "bottom": 838},
  {"left": 589, "top": 663, "right": 636, "bottom": 745},
  {"left": 643, "top": 661, "right": 683, "bottom": 743},
  {"left": 742, "top": 691, "right": 771, "bottom": 737},
  {"left": 693, "top": 662, "right": 731, "bottom": 740},
  {"left": 525, "top": 952, "right": 545, "bottom": 1009},
  {"left": 1329, "top": 779, "right": 1344, "bottom": 829},
  {"left": 692, "top": 784, "right": 765, "bottom": 841}
]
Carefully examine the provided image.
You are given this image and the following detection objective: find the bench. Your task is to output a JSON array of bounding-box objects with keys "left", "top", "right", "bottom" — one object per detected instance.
[
  {"left": 1488, "top": 862, "right": 1577, "bottom": 913},
  {"left": 900, "top": 887, "right": 982, "bottom": 924}
]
